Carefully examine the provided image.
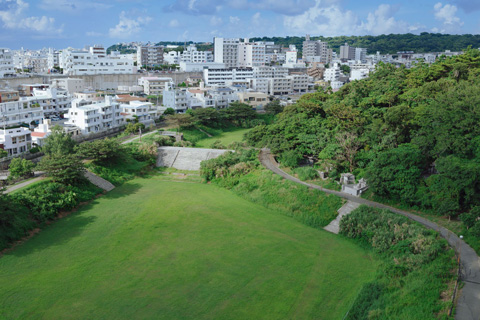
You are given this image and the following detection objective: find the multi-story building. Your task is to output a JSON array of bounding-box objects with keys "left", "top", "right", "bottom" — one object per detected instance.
[
  {"left": 324, "top": 63, "right": 341, "bottom": 82},
  {"left": 163, "top": 51, "right": 180, "bottom": 65},
  {"left": 0, "top": 90, "right": 19, "bottom": 103},
  {"left": 214, "top": 37, "right": 240, "bottom": 68},
  {"left": 0, "top": 127, "right": 32, "bottom": 156},
  {"left": 138, "top": 77, "right": 172, "bottom": 95},
  {"left": 47, "top": 48, "right": 60, "bottom": 70},
  {"left": 0, "top": 94, "right": 44, "bottom": 128},
  {"left": 203, "top": 68, "right": 254, "bottom": 86},
  {"left": 302, "top": 35, "right": 333, "bottom": 64},
  {"left": 89, "top": 45, "right": 106, "bottom": 58},
  {"left": 237, "top": 91, "right": 268, "bottom": 109},
  {"left": 253, "top": 66, "right": 288, "bottom": 78},
  {"left": 163, "top": 84, "right": 188, "bottom": 113},
  {"left": 340, "top": 43, "right": 356, "bottom": 61},
  {"left": 181, "top": 45, "right": 213, "bottom": 63},
  {"left": 355, "top": 48, "right": 367, "bottom": 63},
  {"left": 60, "top": 47, "right": 134, "bottom": 75},
  {"left": 137, "top": 45, "right": 164, "bottom": 67},
  {"left": 65, "top": 96, "right": 125, "bottom": 135},
  {"left": 121, "top": 101, "right": 158, "bottom": 125},
  {"left": 31, "top": 88, "right": 72, "bottom": 116},
  {"left": 51, "top": 78, "right": 85, "bottom": 94},
  {"left": 237, "top": 40, "right": 265, "bottom": 68},
  {"left": 0, "top": 48, "right": 14, "bottom": 77}
]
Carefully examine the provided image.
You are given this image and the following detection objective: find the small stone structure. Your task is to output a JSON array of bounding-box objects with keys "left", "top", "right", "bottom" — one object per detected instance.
[{"left": 340, "top": 173, "right": 368, "bottom": 196}]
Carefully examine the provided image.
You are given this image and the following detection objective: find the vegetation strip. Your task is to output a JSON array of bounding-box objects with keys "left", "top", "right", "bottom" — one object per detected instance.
[{"left": 259, "top": 148, "right": 480, "bottom": 320}]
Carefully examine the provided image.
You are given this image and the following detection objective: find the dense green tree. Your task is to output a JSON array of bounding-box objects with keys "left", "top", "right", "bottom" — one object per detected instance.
[
  {"left": 163, "top": 108, "right": 175, "bottom": 115},
  {"left": 8, "top": 158, "right": 35, "bottom": 179},
  {"left": 76, "top": 138, "right": 123, "bottom": 164},
  {"left": 264, "top": 100, "right": 284, "bottom": 115},
  {"left": 38, "top": 154, "right": 86, "bottom": 185},
  {"left": 42, "top": 125, "right": 76, "bottom": 155},
  {"left": 366, "top": 144, "right": 425, "bottom": 204}
]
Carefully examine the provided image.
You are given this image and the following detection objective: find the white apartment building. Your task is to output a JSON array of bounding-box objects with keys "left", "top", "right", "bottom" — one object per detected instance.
[
  {"left": 203, "top": 68, "right": 254, "bottom": 86},
  {"left": 237, "top": 91, "right": 268, "bottom": 109},
  {"left": 32, "top": 88, "right": 72, "bottom": 115},
  {"left": 287, "top": 74, "right": 309, "bottom": 93},
  {"left": 163, "top": 84, "right": 188, "bottom": 113},
  {"left": 60, "top": 47, "right": 134, "bottom": 75},
  {"left": 51, "top": 78, "right": 85, "bottom": 94},
  {"left": 137, "top": 45, "right": 164, "bottom": 67},
  {"left": 324, "top": 63, "right": 341, "bottom": 82},
  {"left": 253, "top": 66, "right": 288, "bottom": 78},
  {"left": 47, "top": 48, "right": 60, "bottom": 70},
  {"left": 89, "top": 45, "right": 106, "bottom": 57},
  {"left": 66, "top": 96, "right": 125, "bottom": 135},
  {"left": 138, "top": 77, "right": 172, "bottom": 95},
  {"left": 181, "top": 45, "right": 213, "bottom": 63},
  {"left": 179, "top": 61, "right": 224, "bottom": 72},
  {"left": 214, "top": 37, "right": 240, "bottom": 68},
  {"left": 31, "top": 119, "right": 52, "bottom": 146},
  {"left": 0, "top": 48, "right": 14, "bottom": 77},
  {"left": 164, "top": 51, "right": 180, "bottom": 65},
  {"left": 355, "top": 48, "right": 367, "bottom": 63},
  {"left": 237, "top": 40, "right": 265, "bottom": 68},
  {"left": 121, "top": 101, "right": 158, "bottom": 125},
  {"left": 0, "top": 127, "right": 32, "bottom": 156},
  {"left": 0, "top": 96, "right": 44, "bottom": 128},
  {"left": 249, "top": 78, "right": 269, "bottom": 94},
  {"left": 350, "top": 69, "right": 370, "bottom": 81}
]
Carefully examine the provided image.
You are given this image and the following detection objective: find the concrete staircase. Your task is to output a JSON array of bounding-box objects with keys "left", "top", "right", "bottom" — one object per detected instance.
[
  {"left": 84, "top": 170, "right": 115, "bottom": 192},
  {"left": 324, "top": 201, "right": 360, "bottom": 234}
]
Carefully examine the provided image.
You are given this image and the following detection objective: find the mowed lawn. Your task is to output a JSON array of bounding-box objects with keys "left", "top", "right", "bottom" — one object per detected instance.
[
  {"left": 0, "top": 177, "right": 378, "bottom": 320},
  {"left": 194, "top": 128, "right": 251, "bottom": 148}
]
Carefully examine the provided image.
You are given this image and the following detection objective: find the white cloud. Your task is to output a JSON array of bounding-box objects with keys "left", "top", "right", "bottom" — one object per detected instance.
[
  {"left": 169, "top": 19, "right": 180, "bottom": 27},
  {"left": 229, "top": 16, "right": 240, "bottom": 24},
  {"left": 0, "top": 0, "right": 61, "bottom": 34},
  {"left": 284, "top": 1, "right": 415, "bottom": 36},
  {"left": 109, "top": 11, "right": 152, "bottom": 39},
  {"left": 252, "top": 12, "right": 261, "bottom": 25},
  {"left": 210, "top": 16, "right": 223, "bottom": 26},
  {"left": 86, "top": 31, "right": 103, "bottom": 37},
  {"left": 433, "top": 2, "right": 463, "bottom": 32},
  {"left": 38, "top": 0, "right": 111, "bottom": 12}
]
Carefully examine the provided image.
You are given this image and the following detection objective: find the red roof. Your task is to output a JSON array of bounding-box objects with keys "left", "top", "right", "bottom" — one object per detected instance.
[{"left": 31, "top": 132, "right": 47, "bottom": 138}]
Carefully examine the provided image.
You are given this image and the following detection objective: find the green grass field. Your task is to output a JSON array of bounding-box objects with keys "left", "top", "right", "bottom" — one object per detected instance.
[
  {"left": 0, "top": 176, "right": 378, "bottom": 319},
  {"left": 194, "top": 128, "right": 250, "bottom": 148}
]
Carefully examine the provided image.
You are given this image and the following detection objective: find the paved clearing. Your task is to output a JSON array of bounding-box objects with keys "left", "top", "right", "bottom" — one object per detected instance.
[
  {"left": 157, "top": 146, "right": 231, "bottom": 170},
  {"left": 0, "top": 176, "right": 378, "bottom": 319}
]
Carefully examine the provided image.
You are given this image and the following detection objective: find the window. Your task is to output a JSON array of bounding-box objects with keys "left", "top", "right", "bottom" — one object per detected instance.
[{"left": 11, "top": 137, "right": 17, "bottom": 144}]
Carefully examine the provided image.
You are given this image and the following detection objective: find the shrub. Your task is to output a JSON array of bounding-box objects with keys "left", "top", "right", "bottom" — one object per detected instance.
[
  {"left": 9, "top": 158, "right": 35, "bottom": 179},
  {"left": 173, "top": 140, "right": 193, "bottom": 147},
  {"left": 280, "top": 150, "right": 302, "bottom": 168},
  {"left": 294, "top": 167, "right": 318, "bottom": 181},
  {"left": 210, "top": 140, "right": 226, "bottom": 149},
  {"left": 154, "top": 135, "right": 174, "bottom": 146},
  {"left": 29, "top": 147, "right": 40, "bottom": 154}
]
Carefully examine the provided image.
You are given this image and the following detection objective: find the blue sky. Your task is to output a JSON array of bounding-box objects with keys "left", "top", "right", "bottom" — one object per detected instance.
[{"left": 0, "top": 0, "right": 479, "bottom": 49}]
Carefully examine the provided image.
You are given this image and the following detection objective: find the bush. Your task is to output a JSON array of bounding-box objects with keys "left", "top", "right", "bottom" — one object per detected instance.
[
  {"left": 29, "top": 147, "right": 40, "bottom": 154},
  {"left": 294, "top": 167, "right": 318, "bottom": 181},
  {"left": 154, "top": 135, "right": 174, "bottom": 146},
  {"left": 0, "top": 193, "right": 34, "bottom": 250},
  {"left": 173, "top": 140, "right": 193, "bottom": 147},
  {"left": 210, "top": 140, "right": 226, "bottom": 149},
  {"left": 9, "top": 158, "right": 35, "bottom": 179},
  {"left": 280, "top": 150, "right": 302, "bottom": 168},
  {"left": 340, "top": 206, "right": 456, "bottom": 319},
  {"left": 125, "top": 122, "right": 145, "bottom": 135}
]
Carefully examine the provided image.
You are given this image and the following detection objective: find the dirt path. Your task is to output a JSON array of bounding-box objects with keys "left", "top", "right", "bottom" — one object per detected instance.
[{"left": 259, "top": 148, "right": 480, "bottom": 320}]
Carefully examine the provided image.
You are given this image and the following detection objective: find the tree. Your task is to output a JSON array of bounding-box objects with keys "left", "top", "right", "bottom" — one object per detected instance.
[
  {"left": 366, "top": 144, "right": 425, "bottom": 204},
  {"left": 335, "top": 132, "right": 361, "bottom": 172},
  {"left": 264, "top": 100, "right": 284, "bottom": 115},
  {"left": 76, "top": 138, "right": 123, "bottom": 164},
  {"left": 163, "top": 108, "right": 175, "bottom": 115},
  {"left": 8, "top": 158, "right": 35, "bottom": 179},
  {"left": 42, "top": 125, "right": 76, "bottom": 155},
  {"left": 38, "top": 154, "right": 86, "bottom": 185},
  {"left": 340, "top": 64, "right": 351, "bottom": 75},
  {"left": 166, "top": 113, "right": 195, "bottom": 132},
  {"left": 0, "top": 149, "right": 7, "bottom": 158},
  {"left": 191, "top": 107, "right": 222, "bottom": 127},
  {"left": 222, "top": 102, "right": 257, "bottom": 125},
  {"left": 125, "top": 122, "right": 145, "bottom": 135}
]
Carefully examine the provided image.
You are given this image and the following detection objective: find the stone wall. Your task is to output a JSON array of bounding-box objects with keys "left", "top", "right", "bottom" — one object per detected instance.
[{"left": 0, "top": 72, "right": 203, "bottom": 91}]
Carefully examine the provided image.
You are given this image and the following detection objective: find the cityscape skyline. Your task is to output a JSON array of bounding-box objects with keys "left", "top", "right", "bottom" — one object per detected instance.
[{"left": 0, "top": 0, "right": 479, "bottom": 50}]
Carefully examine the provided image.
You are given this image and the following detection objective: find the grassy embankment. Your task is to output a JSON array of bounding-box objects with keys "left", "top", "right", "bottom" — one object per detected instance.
[{"left": 0, "top": 176, "right": 378, "bottom": 319}]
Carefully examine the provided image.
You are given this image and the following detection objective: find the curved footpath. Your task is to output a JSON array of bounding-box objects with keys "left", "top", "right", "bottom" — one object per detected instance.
[{"left": 259, "top": 149, "right": 480, "bottom": 320}]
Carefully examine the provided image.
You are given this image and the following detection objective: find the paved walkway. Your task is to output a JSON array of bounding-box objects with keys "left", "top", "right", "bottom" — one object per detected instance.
[
  {"left": 259, "top": 148, "right": 480, "bottom": 320},
  {"left": 324, "top": 201, "right": 360, "bottom": 234},
  {"left": 121, "top": 130, "right": 159, "bottom": 145},
  {"left": 4, "top": 175, "right": 45, "bottom": 194}
]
